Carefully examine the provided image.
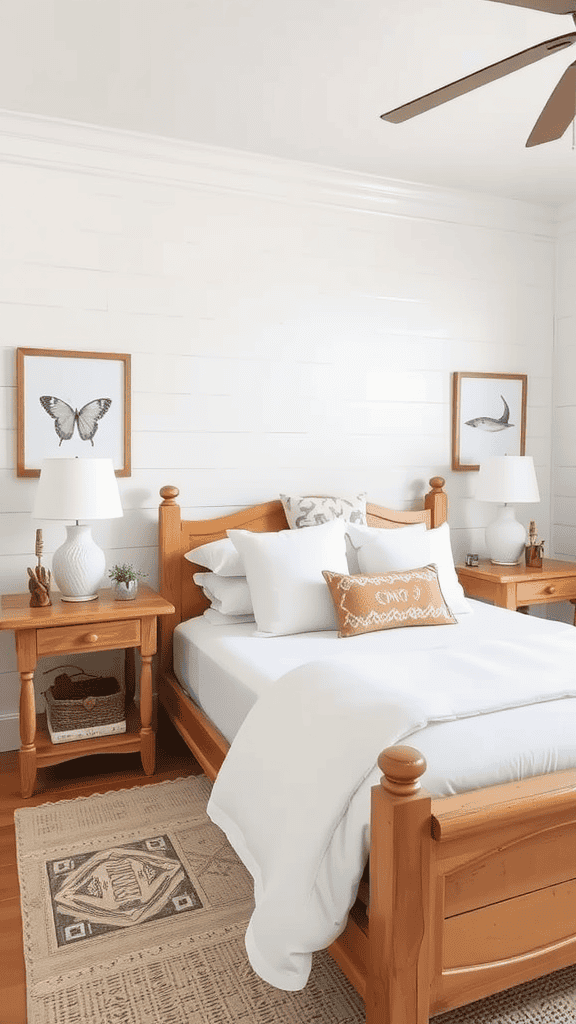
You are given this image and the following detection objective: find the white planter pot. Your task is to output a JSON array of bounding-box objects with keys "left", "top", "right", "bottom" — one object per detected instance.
[{"left": 112, "top": 580, "right": 138, "bottom": 601}]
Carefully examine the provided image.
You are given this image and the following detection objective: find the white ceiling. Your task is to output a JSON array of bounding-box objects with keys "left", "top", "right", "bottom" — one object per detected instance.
[{"left": 2, "top": 0, "right": 576, "bottom": 206}]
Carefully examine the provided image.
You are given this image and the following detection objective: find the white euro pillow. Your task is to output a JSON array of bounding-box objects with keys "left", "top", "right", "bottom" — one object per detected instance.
[
  {"left": 185, "top": 538, "right": 244, "bottom": 576},
  {"left": 345, "top": 520, "right": 426, "bottom": 573},
  {"left": 347, "top": 521, "right": 471, "bottom": 615},
  {"left": 228, "top": 519, "right": 349, "bottom": 636}
]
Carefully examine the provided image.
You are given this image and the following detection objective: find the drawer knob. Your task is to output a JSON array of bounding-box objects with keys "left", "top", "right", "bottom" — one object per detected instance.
[
  {"left": 546, "top": 586, "right": 556, "bottom": 595},
  {"left": 84, "top": 633, "right": 99, "bottom": 643}
]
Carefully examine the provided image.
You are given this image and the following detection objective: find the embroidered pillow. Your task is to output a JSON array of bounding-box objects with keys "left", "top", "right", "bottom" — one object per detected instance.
[
  {"left": 322, "top": 565, "right": 457, "bottom": 638},
  {"left": 280, "top": 492, "right": 367, "bottom": 529}
]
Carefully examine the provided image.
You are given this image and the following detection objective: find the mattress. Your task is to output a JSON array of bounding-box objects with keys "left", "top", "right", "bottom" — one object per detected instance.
[{"left": 173, "top": 601, "right": 576, "bottom": 796}]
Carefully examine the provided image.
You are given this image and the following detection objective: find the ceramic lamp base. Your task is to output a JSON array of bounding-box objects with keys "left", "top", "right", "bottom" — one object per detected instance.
[
  {"left": 485, "top": 505, "right": 526, "bottom": 565},
  {"left": 52, "top": 524, "right": 105, "bottom": 602}
]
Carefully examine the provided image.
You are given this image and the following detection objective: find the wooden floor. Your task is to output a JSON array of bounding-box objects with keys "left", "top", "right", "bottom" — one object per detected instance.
[{"left": 0, "top": 715, "right": 201, "bottom": 1024}]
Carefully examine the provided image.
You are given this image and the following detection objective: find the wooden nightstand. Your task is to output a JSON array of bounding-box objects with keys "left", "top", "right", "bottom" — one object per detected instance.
[
  {"left": 0, "top": 583, "right": 175, "bottom": 797},
  {"left": 456, "top": 558, "right": 576, "bottom": 622}
]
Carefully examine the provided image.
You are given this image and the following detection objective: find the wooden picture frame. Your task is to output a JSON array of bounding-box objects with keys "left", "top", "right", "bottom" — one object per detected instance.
[
  {"left": 16, "top": 348, "right": 131, "bottom": 477},
  {"left": 452, "top": 371, "right": 527, "bottom": 472}
]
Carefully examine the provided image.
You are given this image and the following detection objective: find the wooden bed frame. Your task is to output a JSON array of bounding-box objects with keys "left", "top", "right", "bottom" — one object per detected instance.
[{"left": 157, "top": 479, "right": 576, "bottom": 1024}]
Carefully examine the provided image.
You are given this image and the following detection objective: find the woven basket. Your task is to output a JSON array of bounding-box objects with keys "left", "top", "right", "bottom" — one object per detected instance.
[{"left": 43, "top": 667, "right": 125, "bottom": 731}]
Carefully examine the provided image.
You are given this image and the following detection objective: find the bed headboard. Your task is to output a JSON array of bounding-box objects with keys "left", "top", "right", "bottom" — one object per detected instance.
[{"left": 157, "top": 478, "right": 447, "bottom": 672}]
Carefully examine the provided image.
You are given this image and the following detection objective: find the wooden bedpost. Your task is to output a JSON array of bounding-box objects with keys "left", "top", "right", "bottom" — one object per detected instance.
[
  {"left": 366, "top": 745, "right": 432, "bottom": 1024},
  {"left": 425, "top": 477, "right": 447, "bottom": 528},
  {"left": 158, "top": 486, "right": 182, "bottom": 674}
]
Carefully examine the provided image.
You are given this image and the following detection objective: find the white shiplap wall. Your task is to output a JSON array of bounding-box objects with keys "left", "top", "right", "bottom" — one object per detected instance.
[
  {"left": 0, "top": 111, "right": 555, "bottom": 750},
  {"left": 553, "top": 201, "right": 576, "bottom": 572}
]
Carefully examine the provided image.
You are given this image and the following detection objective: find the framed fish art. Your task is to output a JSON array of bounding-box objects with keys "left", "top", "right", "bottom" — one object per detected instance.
[
  {"left": 16, "top": 348, "right": 131, "bottom": 477},
  {"left": 452, "top": 371, "right": 527, "bottom": 472}
]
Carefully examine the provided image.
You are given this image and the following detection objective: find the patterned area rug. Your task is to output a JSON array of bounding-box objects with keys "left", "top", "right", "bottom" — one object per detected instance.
[{"left": 15, "top": 777, "right": 576, "bottom": 1024}]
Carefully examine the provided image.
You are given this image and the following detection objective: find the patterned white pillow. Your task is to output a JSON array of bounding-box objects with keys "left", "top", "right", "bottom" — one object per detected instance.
[{"left": 280, "top": 492, "right": 367, "bottom": 529}]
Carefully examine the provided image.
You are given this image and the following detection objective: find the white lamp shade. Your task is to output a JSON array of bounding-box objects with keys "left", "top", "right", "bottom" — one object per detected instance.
[
  {"left": 33, "top": 458, "right": 123, "bottom": 521},
  {"left": 474, "top": 456, "right": 540, "bottom": 504}
]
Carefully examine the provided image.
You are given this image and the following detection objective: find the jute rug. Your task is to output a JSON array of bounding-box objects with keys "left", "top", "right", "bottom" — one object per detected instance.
[{"left": 15, "top": 777, "right": 576, "bottom": 1024}]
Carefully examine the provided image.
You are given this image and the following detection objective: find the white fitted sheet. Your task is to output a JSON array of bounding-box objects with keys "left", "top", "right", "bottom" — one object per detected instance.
[{"left": 173, "top": 601, "right": 576, "bottom": 796}]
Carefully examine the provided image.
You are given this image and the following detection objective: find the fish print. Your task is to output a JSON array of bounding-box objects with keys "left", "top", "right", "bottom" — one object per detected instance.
[{"left": 465, "top": 395, "right": 514, "bottom": 433}]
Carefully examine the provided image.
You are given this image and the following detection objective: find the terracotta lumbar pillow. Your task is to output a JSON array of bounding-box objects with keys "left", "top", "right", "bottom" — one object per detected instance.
[{"left": 322, "top": 565, "right": 457, "bottom": 638}]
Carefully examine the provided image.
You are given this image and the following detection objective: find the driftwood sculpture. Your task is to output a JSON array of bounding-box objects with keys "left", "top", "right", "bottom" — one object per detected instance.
[
  {"left": 525, "top": 520, "right": 544, "bottom": 569},
  {"left": 28, "top": 529, "right": 52, "bottom": 607}
]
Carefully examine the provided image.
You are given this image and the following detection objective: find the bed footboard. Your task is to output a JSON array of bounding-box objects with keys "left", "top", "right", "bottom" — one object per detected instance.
[{"left": 354, "top": 746, "right": 576, "bottom": 1024}]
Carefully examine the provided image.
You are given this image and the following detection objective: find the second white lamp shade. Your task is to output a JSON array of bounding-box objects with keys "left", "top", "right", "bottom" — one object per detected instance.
[{"left": 475, "top": 456, "right": 540, "bottom": 565}]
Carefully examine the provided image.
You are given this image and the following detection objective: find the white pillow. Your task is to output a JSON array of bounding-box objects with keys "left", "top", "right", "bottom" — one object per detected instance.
[
  {"left": 345, "top": 521, "right": 426, "bottom": 574},
  {"left": 185, "top": 538, "right": 244, "bottom": 576},
  {"left": 347, "top": 521, "right": 471, "bottom": 615},
  {"left": 203, "top": 608, "right": 255, "bottom": 625},
  {"left": 228, "top": 519, "right": 349, "bottom": 636},
  {"left": 280, "top": 492, "right": 367, "bottom": 529},
  {"left": 193, "top": 572, "right": 254, "bottom": 616}
]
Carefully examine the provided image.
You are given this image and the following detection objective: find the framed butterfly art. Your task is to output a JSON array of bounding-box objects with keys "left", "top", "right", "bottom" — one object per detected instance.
[{"left": 16, "top": 348, "right": 131, "bottom": 477}]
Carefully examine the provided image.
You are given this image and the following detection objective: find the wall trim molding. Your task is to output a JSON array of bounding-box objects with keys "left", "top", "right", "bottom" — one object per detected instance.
[{"left": 0, "top": 108, "right": 554, "bottom": 235}]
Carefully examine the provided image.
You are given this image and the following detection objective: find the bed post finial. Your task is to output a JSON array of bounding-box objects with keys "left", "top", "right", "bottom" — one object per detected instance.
[
  {"left": 429, "top": 476, "right": 445, "bottom": 491},
  {"left": 367, "top": 744, "right": 431, "bottom": 1024},
  {"left": 425, "top": 476, "right": 447, "bottom": 528},
  {"left": 160, "top": 485, "right": 180, "bottom": 505},
  {"left": 379, "top": 745, "right": 427, "bottom": 796}
]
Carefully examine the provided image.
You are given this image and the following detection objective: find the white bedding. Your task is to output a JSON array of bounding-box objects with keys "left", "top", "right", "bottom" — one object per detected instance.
[
  {"left": 173, "top": 601, "right": 576, "bottom": 777},
  {"left": 173, "top": 605, "right": 576, "bottom": 990}
]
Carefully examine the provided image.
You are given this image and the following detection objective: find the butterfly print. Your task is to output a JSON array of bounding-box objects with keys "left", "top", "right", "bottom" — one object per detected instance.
[{"left": 39, "top": 396, "right": 112, "bottom": 446}]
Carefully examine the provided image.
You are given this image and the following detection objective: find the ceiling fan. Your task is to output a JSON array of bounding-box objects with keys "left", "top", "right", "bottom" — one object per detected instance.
[{"left": 381, "top": 0, "right": 576, "bottom": 147}]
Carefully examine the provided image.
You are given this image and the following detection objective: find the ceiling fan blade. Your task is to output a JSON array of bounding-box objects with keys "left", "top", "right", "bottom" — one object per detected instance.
[
  {"left": 381, "top": 32, "right": 576, "bottom": 123},
  {"left": 485, "top": 1, "right": 576, "bottom": 15},
  {"left": 526, "top": 60, "right": 576, "bottom": 145}
]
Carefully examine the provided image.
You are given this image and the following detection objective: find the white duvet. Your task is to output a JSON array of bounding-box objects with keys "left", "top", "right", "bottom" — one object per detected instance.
[{"left": 207, "top": 630, "right": 576, "bottom": 991}]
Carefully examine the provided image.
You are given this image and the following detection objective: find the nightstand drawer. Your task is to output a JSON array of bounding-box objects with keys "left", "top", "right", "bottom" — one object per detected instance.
[
  {"left": 516, "top": 577, "right": 576, "bottom": 604},
  {"left": 37, "top": 618, "right": 141, "bottom": 656}
]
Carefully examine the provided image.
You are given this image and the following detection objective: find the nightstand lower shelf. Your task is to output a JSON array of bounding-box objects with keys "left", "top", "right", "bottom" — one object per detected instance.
[{"left": 34, "top": 704, "right": 143, "bottom": 768}]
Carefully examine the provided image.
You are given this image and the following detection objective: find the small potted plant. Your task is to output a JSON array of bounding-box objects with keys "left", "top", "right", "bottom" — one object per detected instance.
[{"left": 108, "top": 563, "right": 147, "bottom": 601}]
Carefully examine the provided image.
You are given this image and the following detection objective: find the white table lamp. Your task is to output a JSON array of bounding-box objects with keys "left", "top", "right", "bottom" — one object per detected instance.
[
  {"left": 475, "top": 456, "right": 540, "bottom": 565},
  {"left": 33, "top": 458, "right": 123, "bottom": 601}
]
